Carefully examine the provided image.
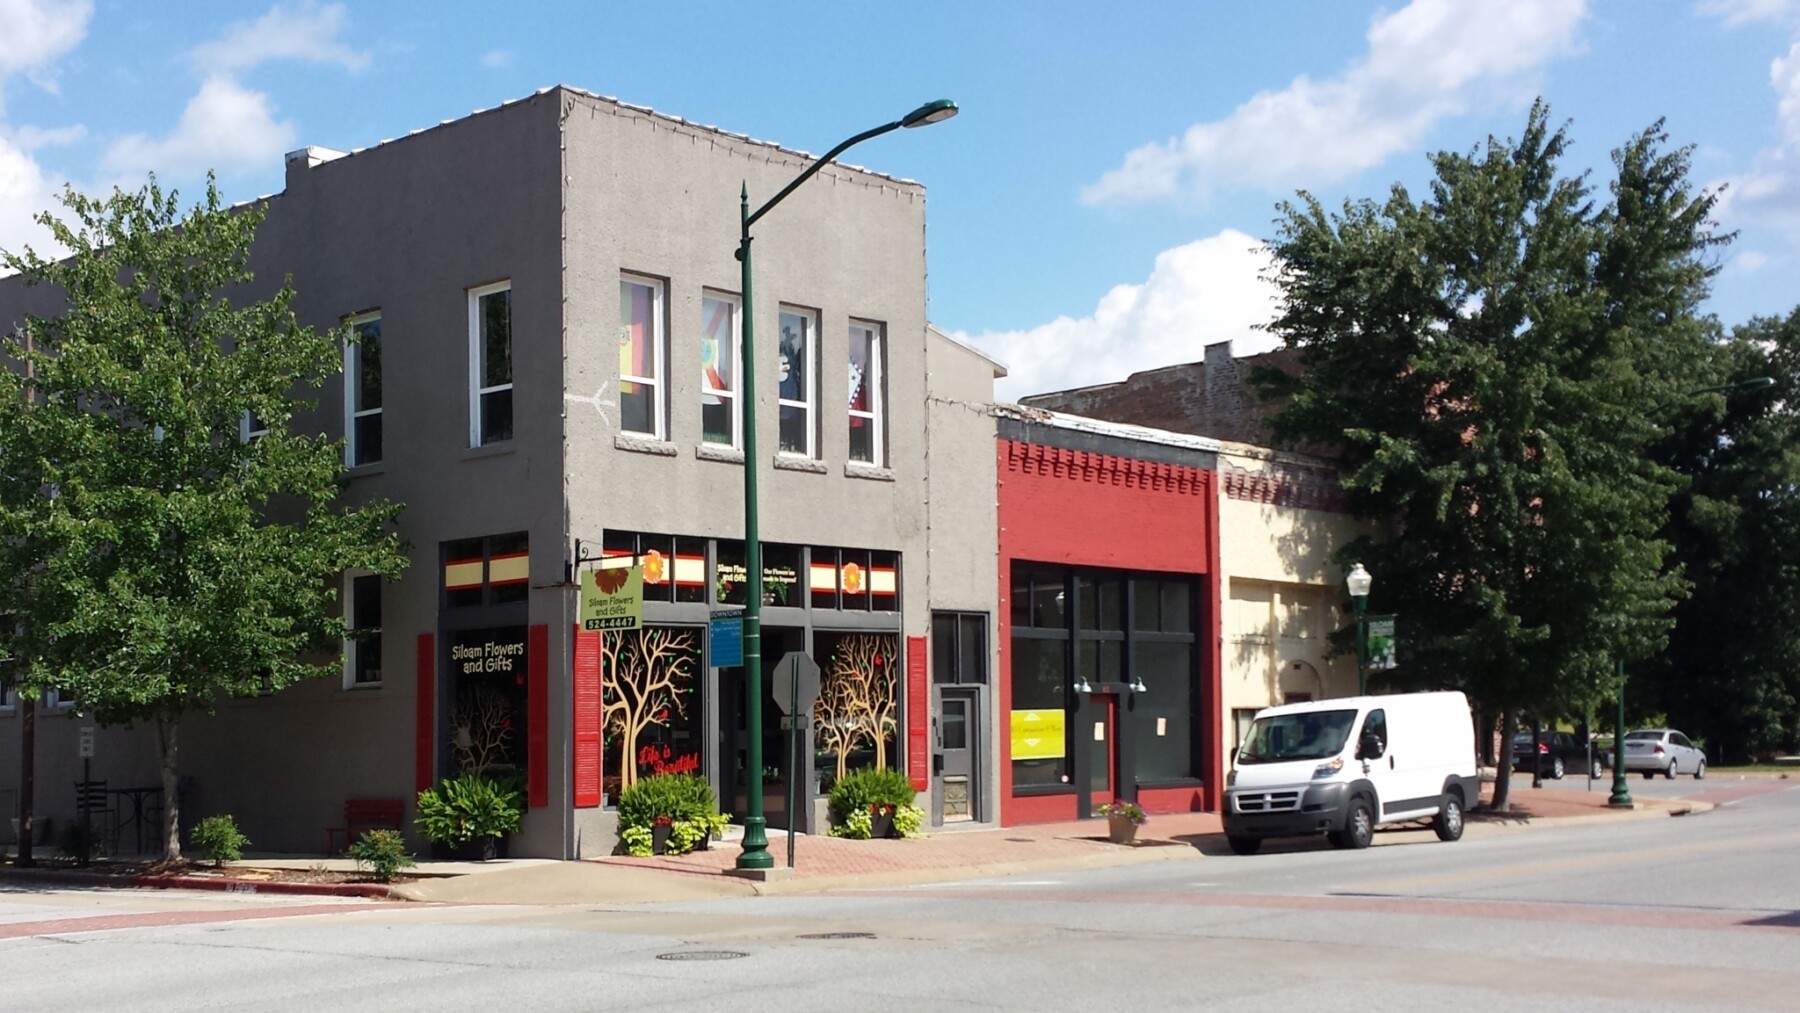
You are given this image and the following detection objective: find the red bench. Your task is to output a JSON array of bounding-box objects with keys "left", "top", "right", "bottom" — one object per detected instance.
[{"left": 325, "top": 798, "right": 405, "bottom": 855}]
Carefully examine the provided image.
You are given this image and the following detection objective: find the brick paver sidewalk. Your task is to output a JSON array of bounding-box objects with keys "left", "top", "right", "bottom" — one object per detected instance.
[{"left": 596, "top": 811, "right": 1224, "bottom": 880}]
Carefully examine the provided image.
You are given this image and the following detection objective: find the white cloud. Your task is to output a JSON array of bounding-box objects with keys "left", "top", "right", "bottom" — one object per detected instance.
[
  {"left": 1734, "top": 249, "right": 1770, "bottom": 272},
  {"left": 0, "top": 0, "right": 91, "bottom": 101},
  {"left": 1716, "top": 38, "right": 1800, "bottom": 224},
  {"left": 1697, "top": 0, "right": 1795, "bottom": 26},
  {"left": 190, "top": 1, "right": 369, "bottom": 74},
  {"left": 1082, "top": 0, "right": 1587, "bottom": 205},
  {"left": 102, "top": 75, "right": 296, "bottom": 180},
  {"left": 481, "top": 50, "right": 512, "bottom": 69},
  {"left": 0, "top": 1, "right": 91, "bottom": 263},
  {"left": 959, "top": 230, "right": 1282, "bottom": 401}
]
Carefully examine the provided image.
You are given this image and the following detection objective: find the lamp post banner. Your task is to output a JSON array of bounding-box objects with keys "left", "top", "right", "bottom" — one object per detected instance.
[{"left": 1366, "top": 615, "right": 1397, "bottom": 670}]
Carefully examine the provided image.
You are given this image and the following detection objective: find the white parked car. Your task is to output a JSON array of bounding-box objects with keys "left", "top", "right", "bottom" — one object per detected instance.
[{"left": 1619, "top": 728, "right": 1706, "bottom": 780}]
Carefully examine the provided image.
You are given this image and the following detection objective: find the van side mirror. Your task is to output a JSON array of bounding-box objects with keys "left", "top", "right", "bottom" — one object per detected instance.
[{"left": 1357, "top": 732, "right": 1385, "bottom": 760}]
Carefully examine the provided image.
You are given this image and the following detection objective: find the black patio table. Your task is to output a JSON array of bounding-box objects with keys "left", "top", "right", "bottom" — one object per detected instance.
[{"left": 110, "top": 785, "right": 163, "bottom": 855}]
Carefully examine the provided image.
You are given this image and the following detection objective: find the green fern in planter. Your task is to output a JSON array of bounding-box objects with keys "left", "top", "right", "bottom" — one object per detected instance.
[
  {"left": 415, "top": 773, "right": 524, "bottom": 847},
  {"left": 827, "top": 767, "right": 915, "bottom": 824}
]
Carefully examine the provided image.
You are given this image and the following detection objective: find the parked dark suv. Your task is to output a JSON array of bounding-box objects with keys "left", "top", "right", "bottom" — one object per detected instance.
[{"left": 1511, "top": 730, "right": 1603, "bottom": 780}]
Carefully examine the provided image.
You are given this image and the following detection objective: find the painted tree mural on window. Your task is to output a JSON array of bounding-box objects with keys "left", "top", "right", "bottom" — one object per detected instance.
[
  {"left": 602, "top": 626, "right": 700, "bottom": 793},
  {"left": 812, "top": 632, "right": 900, "bottom": 781},
  {"left": 451, "top": 685, "right": 514, "bottom": 776}
]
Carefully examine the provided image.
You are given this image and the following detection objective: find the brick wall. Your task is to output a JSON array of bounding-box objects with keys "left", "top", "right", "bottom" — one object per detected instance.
[{"left": 1020, "top": 340, "right": 1301, "bottom": 448}]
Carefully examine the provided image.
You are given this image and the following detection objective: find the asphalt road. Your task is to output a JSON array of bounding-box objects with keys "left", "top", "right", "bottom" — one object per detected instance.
[{"left": 4, "top": 782, "right": 1798, "bottom": 1012}]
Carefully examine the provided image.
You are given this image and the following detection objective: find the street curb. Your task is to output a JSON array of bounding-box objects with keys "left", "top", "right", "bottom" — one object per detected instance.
[{"left": 0, "top": 866, "right": 394, "bottom": 899}]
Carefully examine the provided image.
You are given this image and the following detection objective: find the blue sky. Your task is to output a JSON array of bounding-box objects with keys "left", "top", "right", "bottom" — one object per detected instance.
[{"left": 2, "top": 1, "right": 1797, "bottom": 399}]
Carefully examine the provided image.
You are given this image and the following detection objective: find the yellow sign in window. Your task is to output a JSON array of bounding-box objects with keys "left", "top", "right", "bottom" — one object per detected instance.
[{"left": 1010, "top": 709, "right": 1066, "bottom": 760}]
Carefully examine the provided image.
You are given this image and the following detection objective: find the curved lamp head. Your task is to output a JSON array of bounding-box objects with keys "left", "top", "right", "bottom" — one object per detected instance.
[
  {"left": 1346, "top": 562, "right": 1373, "bottom": 600},
  {"left": 901, "top": 99, "right": 959, "bottom": 128}
]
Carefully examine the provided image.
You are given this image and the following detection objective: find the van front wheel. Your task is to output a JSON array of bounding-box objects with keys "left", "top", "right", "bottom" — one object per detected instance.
[
  {"left": 1227, "top": 835, "right": 1261, "bottom": 856},
  {"left": 1329, "top": 797, "right": 1374, "bottom": 850},
  {"left": 1433, "top": 794, "right": 1464, "bottom": 842}
]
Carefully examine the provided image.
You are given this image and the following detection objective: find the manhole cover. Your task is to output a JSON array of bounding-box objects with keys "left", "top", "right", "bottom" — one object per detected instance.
[
  {"left": 656, "top": 951, "right": 748, "bottom": 961},
  {"left": 797, "top": 931, "right": 876, "bottom": 940}
]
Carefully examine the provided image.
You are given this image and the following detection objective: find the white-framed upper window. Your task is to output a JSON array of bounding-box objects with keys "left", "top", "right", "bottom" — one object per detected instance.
[
  {"left": 619, "top": 273, "right": 667, "bottom": 439},
  {"left": 777, "top": 306, "right": 817, "bottom": 457},
  {"left": 848, "top": 319, "right": 885, "bottom": 466},
  {"left": 700, "top": 291, "right": 741, "bottom": 448},
  {"left": 45, "top": 687, "right": 73, "bottom": 712},
  {"left": 343, "top": 572, "right": 383, "bottom": 689},
  {"left": 240, "top": 410, "right": 269, "bottom": 443},
  {"left": 344, "top": 311, "right": 383, "bottom": 466},
  {"left": 0, "top": 683, "right": 14, "bottom": 716},
  {"left": 469, "top": 281, "right": 513, "bottom": 447}
]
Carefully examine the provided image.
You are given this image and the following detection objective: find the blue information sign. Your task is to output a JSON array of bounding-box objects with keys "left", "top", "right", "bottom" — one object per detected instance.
[{"left": 709, "top": 609, "right": 744, "bottom": 668}]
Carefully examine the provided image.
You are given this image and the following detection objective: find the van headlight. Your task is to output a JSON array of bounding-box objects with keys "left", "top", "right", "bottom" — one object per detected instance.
[
  {"left": 1312, "top": 757, "right": 1344, "bottom": 779},
  {"left": 1226, "top": 769, "right": 1237, "bottom": 787}
]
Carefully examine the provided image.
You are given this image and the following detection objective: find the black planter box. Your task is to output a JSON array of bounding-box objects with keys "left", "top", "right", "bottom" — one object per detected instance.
[
  {"left": 869, "top": 807, "right": 896, "bottom": 840},
  {"left": 651, "top": 822, "right": 673, "bottom": 855}
]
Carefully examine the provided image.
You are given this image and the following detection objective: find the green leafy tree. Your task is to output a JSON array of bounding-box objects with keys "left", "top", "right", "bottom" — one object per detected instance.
[
  {"left": 1655, "top": 312, "right": 1800, "bottom": 760},
  {"left": 0, "top": 176, "right": 407, "bottom": 859},
  {"left": 1253, "top": 102, "right": 1723, "bottom": 810}
]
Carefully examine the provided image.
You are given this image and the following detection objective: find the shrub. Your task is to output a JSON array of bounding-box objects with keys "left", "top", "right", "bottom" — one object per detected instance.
[
  {"left": 827, "top": 767, "right": 915, "bottom": 824},
  {"left": 617, "top": 773, "right": 716, "bottom": 828},
  {"left": 57, "top": 821, "right": 103, "bottom": 861},
  {"left": 892, "top": 803, "right": 926, "bottom": 838},
  {"left": 192, "top": 814, "right": 249, "bottom": 867},
  {"left": 1096, "top": 801, "right": 1147, "bottom": 826},
  {"left": 615, "top": 774, "right": 726, "bottom": 856},
  {"left": 346, "top": 829, "right": 416, "bottom": 882},
  {"left": 829, "top": 807, "right": 875, "bottom": 839},
  {"left": 415, "top": 773, "right": 524, "bottom": 847}
]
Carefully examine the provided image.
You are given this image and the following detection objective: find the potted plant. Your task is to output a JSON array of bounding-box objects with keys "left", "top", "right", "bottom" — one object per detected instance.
[
  {"left": 616, "top": 773, "right": 727, "bottom": 857},
  {"left": 415, "top": 772, "right": 524, "bottom": 860},
  {"left": 827, "top": 768, "right": 917, "bottom": 839},
  {"left": 1097, "top": 800, "right": 1146, "bottom": 844}
]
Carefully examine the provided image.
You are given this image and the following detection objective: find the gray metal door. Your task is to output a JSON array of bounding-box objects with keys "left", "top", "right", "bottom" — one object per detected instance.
[{"left": 935, "top": 689, "right": 979, "bottom": 823}]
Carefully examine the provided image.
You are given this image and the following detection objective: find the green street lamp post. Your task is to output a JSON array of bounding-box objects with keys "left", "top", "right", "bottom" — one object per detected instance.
[
  {"left": 1347, "top": 563, "right": 1372, "bottom": 696},
  {"left": 1608, "top": 375, "right": 1777, "bottom": 810},
  {"left": 732, "top": 99, "right": 958, "bottom": 871}
]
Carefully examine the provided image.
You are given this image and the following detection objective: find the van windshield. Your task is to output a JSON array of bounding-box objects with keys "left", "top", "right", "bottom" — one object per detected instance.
[{"left": 1237, "top": 710, "right": 1358, "bottom": 765}]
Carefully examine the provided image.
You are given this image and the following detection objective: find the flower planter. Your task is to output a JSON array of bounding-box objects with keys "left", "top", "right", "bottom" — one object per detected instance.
[
  {"left": 651, "top": 821, "right": 674, "bottom": 855},
  {"left": 869, "top": 805, "right": 896, "bottom": 840},
  {"left": 1106, "top": 813, "right": 1140, "bottom": 845}
]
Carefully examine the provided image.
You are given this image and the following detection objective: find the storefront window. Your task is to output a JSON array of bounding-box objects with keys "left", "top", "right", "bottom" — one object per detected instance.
[
  {"left": 715, "top": 541, "right": 801, "bottom": 606},
  {"left": 1127, "top": 640, "right": 1194, "bottom": 781},
  {"left": 812, "top": 631, "right": 900, "bottom": 793},
  {"left": 448, "top": 625, "right": 529, "bottom": 783},
  {"left": 442, "top": 533, "right": 530, "bottom": 608},
  {"left": 1009, "top": 637, "right": 1070, "bottom": 788},
  {"left": 601, "top": 625, "right": 702, "bottom": 801}
]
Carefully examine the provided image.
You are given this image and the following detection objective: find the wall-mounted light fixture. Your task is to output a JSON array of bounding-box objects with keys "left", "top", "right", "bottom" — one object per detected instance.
[
  {"left": 1074, "top": 675, "right": 1093, "bottom": 695},
  {"left": 1129, "top": 674, "right": 1147, "bottom": 693}
]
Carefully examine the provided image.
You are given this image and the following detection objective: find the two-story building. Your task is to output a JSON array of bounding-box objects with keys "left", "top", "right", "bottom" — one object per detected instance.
[{"left": 0, "top": 87, "right": 1004, "bottom": 859}]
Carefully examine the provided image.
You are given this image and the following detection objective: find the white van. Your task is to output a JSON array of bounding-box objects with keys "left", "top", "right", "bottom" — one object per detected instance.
[{"left": 1222, "top": 691, "right": 1480, "bottom": 855}]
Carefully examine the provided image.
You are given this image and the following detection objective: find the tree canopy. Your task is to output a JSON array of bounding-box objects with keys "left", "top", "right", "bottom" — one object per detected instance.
[
  {"left": 0, "top": 177, "right": 408, "bottom": 857},
  {"left": 1253, "top": 101, "right": 1727, "bottom": 806}
]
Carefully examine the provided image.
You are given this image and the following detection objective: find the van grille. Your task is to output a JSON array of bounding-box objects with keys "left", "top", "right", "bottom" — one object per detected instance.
[{"left": 1234, "top": 790, "right": 1302, "bottom": 813}]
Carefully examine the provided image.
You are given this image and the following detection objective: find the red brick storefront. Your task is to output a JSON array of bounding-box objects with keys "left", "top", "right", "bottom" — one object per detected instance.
[{"left": 997, "top": 426, "right": 1222, "bottom": 825}]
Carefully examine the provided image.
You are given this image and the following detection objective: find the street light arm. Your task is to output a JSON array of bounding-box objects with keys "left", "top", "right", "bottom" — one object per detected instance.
[{"left": 745, "top": 120, "right": 904, "bottom": 232}]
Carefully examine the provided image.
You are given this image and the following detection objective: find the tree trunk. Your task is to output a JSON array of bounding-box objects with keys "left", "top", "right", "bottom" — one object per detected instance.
[
  {"left": 16, "top": 696, "right": 35, "bottom": 867},
  {"left": 1492, "top": 710, "right": 1518, "bottom": 812},
  {"left": 157, "top": 713, "right": 182, "bottom": 861}
]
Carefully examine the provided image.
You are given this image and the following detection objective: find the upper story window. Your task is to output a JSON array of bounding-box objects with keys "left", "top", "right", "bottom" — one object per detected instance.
[
  {"left": 700, "top": 292, "right": 741, "bottom": 447},
  {"left": 777, "top": 307, "right": 817, "bottom": 457},
  {"left": 848, "top": 320, "right": 886, "bottom": 465},
  {"left": 443, "top": 532, "right": 531, "bottom": 608},
  {"left": 344, "top": 573, "right": 383, "bottom": 688},
  {"left": 240, "top": 410, "right": 269, "bottom": 443},
  {"left": 345, "top": 312, "right": 382, "bottom": 466},
  {"left": 619, "top": 274, "right": 667, "bottom": 439},
  {"left": 469, "top": 282, "right": 513, "bottom": 447}
]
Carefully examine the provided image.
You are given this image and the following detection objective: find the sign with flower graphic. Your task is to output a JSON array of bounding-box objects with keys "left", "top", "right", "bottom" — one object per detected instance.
[{"left": 581, "top": 565, "right": 643, "bottom": 631}]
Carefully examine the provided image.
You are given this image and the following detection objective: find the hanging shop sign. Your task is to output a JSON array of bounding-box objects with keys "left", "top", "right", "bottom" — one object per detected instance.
[
  {"left": 1010, "top": 709, "right": 1066, "bottom": 760},
  {"left": 1366, "top": 615, "right": 1398, "bottom": 670},
  {"left": 580, "top": 565, "right": 643, "bottom": 631}
]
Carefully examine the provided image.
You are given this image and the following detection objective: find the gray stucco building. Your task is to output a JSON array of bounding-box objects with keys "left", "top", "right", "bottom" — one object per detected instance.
[{"left": 1, "top": 87, "right": 1003, "bottom": 860}]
